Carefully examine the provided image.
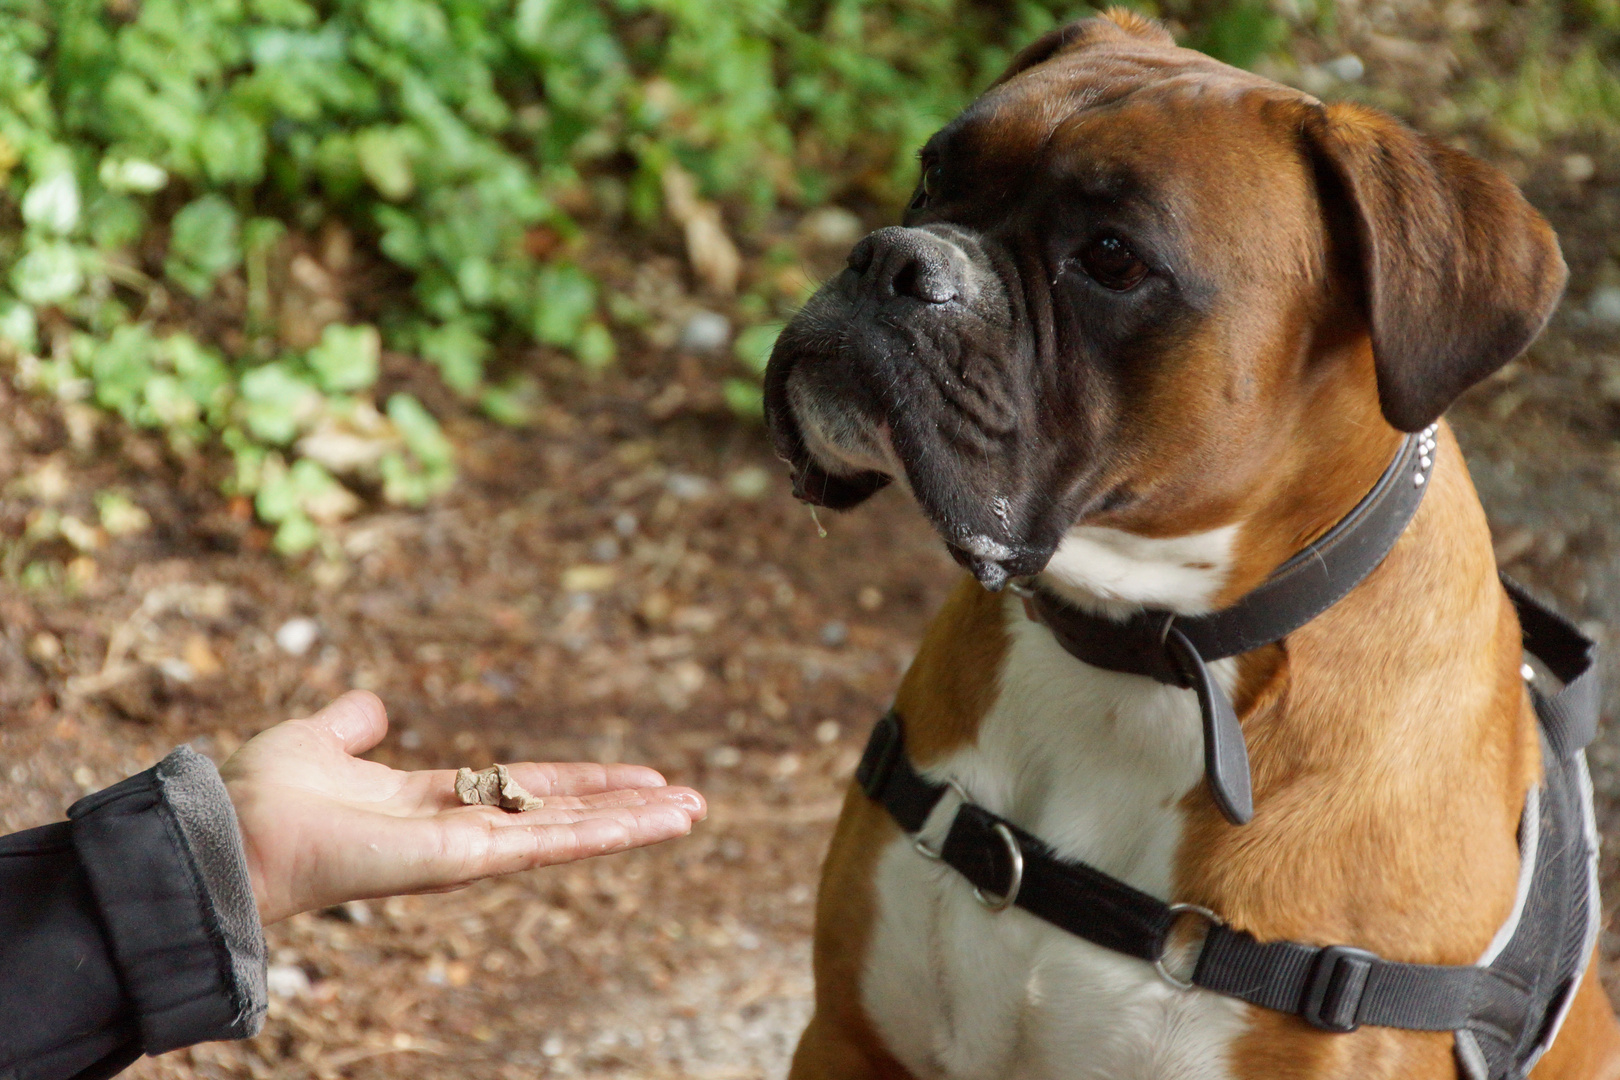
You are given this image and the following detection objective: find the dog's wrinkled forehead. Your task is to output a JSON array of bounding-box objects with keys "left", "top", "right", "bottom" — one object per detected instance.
[{"left": 922, "top": 38, "right": 1320, "bottom": 253}]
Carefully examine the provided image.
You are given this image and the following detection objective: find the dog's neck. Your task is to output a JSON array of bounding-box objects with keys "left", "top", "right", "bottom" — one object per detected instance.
[
  {"left": 1037, "top": 415, "right": 1407, "bottom": 622},
  {"left": 1037, "top": 522, "right": 1242, "bottom": 619}
]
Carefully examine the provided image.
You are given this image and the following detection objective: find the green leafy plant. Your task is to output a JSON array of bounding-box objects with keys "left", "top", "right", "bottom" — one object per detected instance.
[{"left": 0, "top": 0, "right": 1299, "bottom": 556}]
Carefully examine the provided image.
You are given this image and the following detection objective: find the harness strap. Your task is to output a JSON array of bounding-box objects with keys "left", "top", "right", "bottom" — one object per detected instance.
[
  {"left": 1501, "top": 575, "right": 1600, "bottom": 757},
  {"left": 857, "top": 577, "right": 1600, "bottom": 1047}
]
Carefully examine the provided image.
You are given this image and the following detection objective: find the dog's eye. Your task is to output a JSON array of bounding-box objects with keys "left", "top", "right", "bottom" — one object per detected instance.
[
  {"left": 1077, "top": 236, "right": 1149, "bottom": 291},
  {"left": 910, "top": 163, "right": 943, "bottom": 211}
]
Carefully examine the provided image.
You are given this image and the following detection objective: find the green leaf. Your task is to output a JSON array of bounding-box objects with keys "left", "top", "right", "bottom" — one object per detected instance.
[
  {"left": 733, "top": 323, "right": 781, "bottom": 376},
  {"left": 22, "top": 168, "right": 81, "bottom": 235},
  {"left": 478, "top": 376, "right": 538, "bottom": 426},
  {"left": 419, "top": 319, "right": 489, "bottom": 395},
  {"left": 375, "top": 206, "right": 427, "bottom": 268},
  {"left": 386, "top": 392, "right": 452, "bottom": 469},
  {"left": 12, "top": 242, "right": 84, "bottom": 305},
  {"left": 78, "top": 324, "right": 158, "bottom": 424},
  {"left": 1194, "top": 1, "right": 1289, "bottom": 70},
  {"left": 531, "top": 263, "right": 596, "bottom": 346},
  {"left": 88, "top": 195, "right": 145, "bottom": 251},
  {"left": 165, "top": 195, "right": 242, "bottom": 297},
  {"left": 240, "top": 362, "right": 323, "bottom": 444},
  {"left": 0, "top": 299, "right": 39, "bottom": 353},
  {"left": 381, "top": 393, "right": 455, "bottom": 505},
  {"left": 98, "top": 158, "right": 169, "bottom": 194},
  {"left": 273, "top": 511, "right": 321, "bottom": 555},
  {"left": 574, "top": 320, "right": 615, "bottom": 371},
  {"left": 354, "top": 126, "right": 416, "bottom": 201},
  {"left": 722, "top": 377, "right": 764, "bottom": 420},
  {"left": 307, "top": 323, "right": 381, "bottom": 393},
  {"left": 197, "top": 111, "right": 268, "bottom": 185}
]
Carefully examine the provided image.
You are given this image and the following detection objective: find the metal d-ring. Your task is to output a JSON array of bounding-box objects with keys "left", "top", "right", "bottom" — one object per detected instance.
[
  {"left": 1154, "top": 903, "right": 1225, "bottom": 991},
  {"left": 912, "top": 779, "right": 969, "bottom": 862},
  {"left": 972, "top": 822, "right": 1024, "bottom": 913}
]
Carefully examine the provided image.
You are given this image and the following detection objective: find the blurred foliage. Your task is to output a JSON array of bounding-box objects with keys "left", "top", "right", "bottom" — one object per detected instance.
[
  {"left": 0, "top": 0, "right": 1294, "bottom": 554},
  {"left": 1465, "top": 0, "right": 1620, "bottom": 149}
]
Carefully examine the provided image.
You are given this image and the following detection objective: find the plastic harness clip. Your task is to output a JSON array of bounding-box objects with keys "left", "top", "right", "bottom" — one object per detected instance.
[{"left": 1302, "top": 946, "right": 1378, "bottom": 1032}]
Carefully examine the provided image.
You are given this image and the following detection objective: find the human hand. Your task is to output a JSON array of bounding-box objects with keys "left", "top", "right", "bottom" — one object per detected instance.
[{"left": 220, "top": 691, "right": 705, "bottom": 925}]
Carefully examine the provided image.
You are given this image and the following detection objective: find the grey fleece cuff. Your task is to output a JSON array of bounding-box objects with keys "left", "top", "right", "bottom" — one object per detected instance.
[{"left": 69, "top": 747, "right": 268, "bottom": 1055}]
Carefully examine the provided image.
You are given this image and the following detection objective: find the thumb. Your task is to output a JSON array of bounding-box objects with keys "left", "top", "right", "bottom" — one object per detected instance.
[{"left": 300, "top": 690, "right": 390, "bottom": 755}]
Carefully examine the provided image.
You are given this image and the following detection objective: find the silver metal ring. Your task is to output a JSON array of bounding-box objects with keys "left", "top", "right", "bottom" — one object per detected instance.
[
  {"left": 972, "top": 822, "right": 1024, "bottom": 912},
  {"left": 912, "top": 779, "right": 970, "bottom": 862},
  {"left": 1153, "top": 903, "right": 1225, "bottom": 991},
  {"left": 1157, "top": 612, "right": 1178, "bottom": 646}
]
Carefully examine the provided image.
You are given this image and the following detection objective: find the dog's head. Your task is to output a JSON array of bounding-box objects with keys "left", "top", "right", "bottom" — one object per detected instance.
[{"left": 764, "top": 10, "right": 1564, "bottom": 595}]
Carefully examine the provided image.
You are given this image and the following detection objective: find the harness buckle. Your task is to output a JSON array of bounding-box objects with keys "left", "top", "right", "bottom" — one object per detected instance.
[
  {"left": 1301, "top": 945, "right": 1378, "bottom": 1033},
  {"left": 1154, "top": 903, "right": 1224, "bottom": 991}
]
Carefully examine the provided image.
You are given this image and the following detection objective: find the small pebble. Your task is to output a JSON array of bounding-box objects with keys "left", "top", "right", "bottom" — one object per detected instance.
[
  {"left": 706, "top": 745, "right": 742, "bottom": 768},
  {"left": 591, "top": 536, "right": 620, "bottom": 562},
  {"left": 666, "top": 473, "right": 715, "bottom": 501},
  {"left": 266, "top": 964, "right": 311, "bottom": 999},
  {"left": 1563, "top": 153, "right": 1596, "bottom": 184},
  {"left": 799, "top": 206, "right": 864, "bottom": 249},
  {"left": 678, "top": 310, "right": 731, "bottom": 354},
  {"left": 725, "top": 465, "right": 771, "bottom": 500},
  {"left": 481, "top": 669, "right": 517, "bottom": 698},
  {"left": 613, "top": 511, "right": 638, "bottom": 537},
  {"left": 820, "top": 621, "right": 849, "bottom": 647},
  {"left": 399, "top": 729, "right": 424, "bottom": 750},
  {"left": 1322, "top": 53, "right": 1364, "bottom": 82},
  {"left": 1587, "top": 285, "right": 1620, "bottom": 328},
  {"left": 274, "top": 617, "right": 319, "bottom": 657},
  {"left": 816, "top": 720, "right": 841, "bottom": 744},
  {"left": 336, "top": 900, "right": 371, "bottom": 925}
]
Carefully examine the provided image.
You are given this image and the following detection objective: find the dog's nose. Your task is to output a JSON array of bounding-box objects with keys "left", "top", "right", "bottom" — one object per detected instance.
[{"left": 848, "top": 227, "right": 961, "bottom": 304}]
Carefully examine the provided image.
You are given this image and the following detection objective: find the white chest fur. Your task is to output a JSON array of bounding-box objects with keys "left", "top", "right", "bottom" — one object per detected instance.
[{"left": 858, "top": 526, "right": 1251, "bottom": 1080}]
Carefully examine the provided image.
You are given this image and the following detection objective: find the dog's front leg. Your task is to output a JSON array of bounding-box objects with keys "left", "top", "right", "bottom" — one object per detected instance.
[{"left": 790, "top": 788, "right": 922, "bottom": 1080}]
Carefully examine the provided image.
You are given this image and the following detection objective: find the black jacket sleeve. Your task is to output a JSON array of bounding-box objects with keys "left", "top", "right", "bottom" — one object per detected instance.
[{"left": 0, "top": 747, "right": 268, "bottom": 1080}]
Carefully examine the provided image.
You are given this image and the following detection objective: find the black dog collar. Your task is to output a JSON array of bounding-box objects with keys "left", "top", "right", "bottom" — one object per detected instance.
[{"left": 1018, "top": 426, "right": 1437, "bottom": 824}]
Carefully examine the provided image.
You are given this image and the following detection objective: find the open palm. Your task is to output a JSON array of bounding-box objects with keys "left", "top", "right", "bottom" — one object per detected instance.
[{"left": 220, "top": 691, "right": 705, "bottom": 924}]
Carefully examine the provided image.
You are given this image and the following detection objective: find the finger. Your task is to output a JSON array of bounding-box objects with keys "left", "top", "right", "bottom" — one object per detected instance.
[
  {"left": 478, "top": 804, "right": 698, "bottom": 874},
  {"left": 349, "top": 804, "right": 696, "bottom": 898},
  {"left": 556, "top": 785, "right": 705, "bottom": 817},
  {"left": 297, "top": 691, "right": 390, "bottom": 756},
  {"left": 450, "top": 785, "right": 705, "bottom": 821},
  {"left": 500, "top": 762, "right": 669, "bottom": 797}
]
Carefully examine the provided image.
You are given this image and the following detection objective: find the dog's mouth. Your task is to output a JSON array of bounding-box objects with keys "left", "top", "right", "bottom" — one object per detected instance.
[
  {"left": 764, "top": 342, "right": 1061, "bottom": 591},
  {"left": 762, "top": 358, "right": 893, "bottom": 511}
]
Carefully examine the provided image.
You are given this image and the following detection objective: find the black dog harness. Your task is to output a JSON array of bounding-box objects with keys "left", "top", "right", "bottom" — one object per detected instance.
[{"left": 856, "top": 429, "right": 1601, "bottom": 1079}]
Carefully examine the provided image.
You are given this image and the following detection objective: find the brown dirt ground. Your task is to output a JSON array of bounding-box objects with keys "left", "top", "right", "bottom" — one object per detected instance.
[{"left": 5, "top": 6, "right": 1620, "bottom": 1079}]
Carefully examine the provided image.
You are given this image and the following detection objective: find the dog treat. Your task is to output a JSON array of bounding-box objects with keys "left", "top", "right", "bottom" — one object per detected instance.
[{"left": 454, "top": 764, "right": 544, "bottom": 812}]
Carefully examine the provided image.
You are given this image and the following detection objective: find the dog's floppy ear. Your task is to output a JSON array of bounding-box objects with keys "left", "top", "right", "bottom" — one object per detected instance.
[
  {"left": 1304, "top": 102, "right": 1566, "bottom": 432},
  {"left": 993, "top": 9, "right": 1174, "bottom": 86}
]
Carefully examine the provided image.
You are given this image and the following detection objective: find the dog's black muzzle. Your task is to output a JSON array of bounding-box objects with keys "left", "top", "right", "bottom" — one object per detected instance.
[{"left": 765, "top": 226, "right": 1060, "bottom": 589}]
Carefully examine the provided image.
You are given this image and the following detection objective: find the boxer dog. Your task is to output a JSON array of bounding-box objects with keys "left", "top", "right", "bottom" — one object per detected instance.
[{"left": 763, "top": 9, "right": 1620, "bottom": 1080}]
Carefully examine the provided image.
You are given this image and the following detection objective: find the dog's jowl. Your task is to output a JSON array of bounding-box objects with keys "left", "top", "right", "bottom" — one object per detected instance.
[{"left": 765, "top": 9, "right": 1620, "bottom": 1080}]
